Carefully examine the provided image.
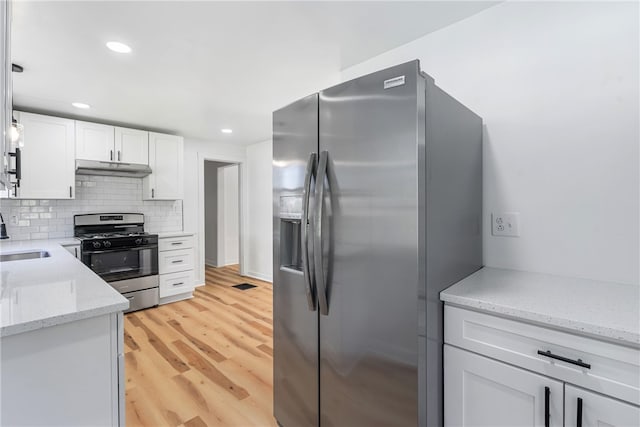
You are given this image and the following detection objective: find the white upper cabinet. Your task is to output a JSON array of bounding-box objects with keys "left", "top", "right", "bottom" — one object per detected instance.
[
  {"left": 114, "top": 127, "right": 148, "bottom": 164},
  {"left": 143, "top": 132, "right": 183, "bottom": 200},
  {"left": 75, "top": 121, "right": 114, "bottom": 162},
  {"left": 16, "top": 112, "right": 75, "bottom": 199},
  {"left": 76, "top": 121, "right": 149, "bottom": 165}
]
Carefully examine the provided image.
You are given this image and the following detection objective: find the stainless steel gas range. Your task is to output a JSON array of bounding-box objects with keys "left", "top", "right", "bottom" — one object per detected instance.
[{"left": 74, "top": 213, "right": 159, "bottom": 313}]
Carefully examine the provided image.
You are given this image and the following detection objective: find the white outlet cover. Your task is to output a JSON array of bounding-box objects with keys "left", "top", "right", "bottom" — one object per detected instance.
[{"left": 492, "top": 212, "right": 520, "bottom": 237}]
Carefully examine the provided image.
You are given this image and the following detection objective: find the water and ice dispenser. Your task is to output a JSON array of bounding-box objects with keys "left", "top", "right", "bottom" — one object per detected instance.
[{"left": 279, "top": 195, "right": 304, "bottom": 271}]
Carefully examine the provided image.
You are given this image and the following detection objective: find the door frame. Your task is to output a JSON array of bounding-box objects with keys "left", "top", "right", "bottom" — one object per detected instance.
[
  {"left": 198, "top": 153, "right": 246, "bottom": 285},
  {"left": 216, "top": 163, "right": 241, "bottom": 267}
]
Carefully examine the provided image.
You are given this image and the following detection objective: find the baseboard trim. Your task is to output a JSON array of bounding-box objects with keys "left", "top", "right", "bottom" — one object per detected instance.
[
  {"left": 246, "top": 271, "right": 273, "bottom": 283},
  {"left": 205, "top": 259, "right": 219, "bottom": 268},
  {"left": 222, "top": 260, "right": 239, "bottom": 266}
]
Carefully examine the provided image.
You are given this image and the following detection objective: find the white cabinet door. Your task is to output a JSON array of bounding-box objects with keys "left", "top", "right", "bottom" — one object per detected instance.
[
  {"left": 144, "top": 132, "right": 183, "bottom": 200},
  {"left": 114, "top": 127, "right": 148, "bottom": 164},
  {"left": 159, "top": 248, "right": 194, "bottom": 274},
  {"left": 17, "top": 112, "right": 75, "bottom": 199},
  {"left": 444, "top": 344, "right": 563, "bottom": 427},
  {"left": 566, "top": 385, "right": 640, "bottom": 427},
  {"left": 159, "top": 270, "right": 195, "bottom": 298},
  {"left": 1, "top": 313, "right": 121, "bottom": 426},
  {"left": 76, "top": 121, "right": 114, "bottom": 162}
]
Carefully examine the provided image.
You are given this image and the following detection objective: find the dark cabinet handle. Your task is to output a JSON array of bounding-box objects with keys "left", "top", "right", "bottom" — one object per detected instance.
[
  {"left": 577, "top": 397, "right": 583, "bottom": 427},
  {"left": 172, "top": 282, "right": 184, "bottom": 286},
  {"left": 15, "top": 147, "right": 21, "bottom": 180},
  {"left": 544, "top": 386, "right": 550, "bottom": 427},
  {"left": 69, "top": 186, "right": 73, "bottom": 198},
  {"left": 171, "top": 242, "right": 183, "bottom": 245},
  {"left": 538, "top": 350, "right": 591, "bottom": 369},
  {"left": 152, "top": 188, "right": 155, "bottom": 198},
  {"left": 117, "top": 150, "right": 121, "bottom": 161},
  {"left": 172, "top": 260, "right": 184, "bottom": 264},
  {"left": 110, "top": 149, "right": 113, "bottom": 161}
]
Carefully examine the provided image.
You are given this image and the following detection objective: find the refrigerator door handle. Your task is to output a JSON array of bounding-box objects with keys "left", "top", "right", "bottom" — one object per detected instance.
[
  {"left": 314, "top": 150, "right": 329, "bottom": 316},
  {"left": 301, "top": 152, "right": 317, "bottom": 311}
]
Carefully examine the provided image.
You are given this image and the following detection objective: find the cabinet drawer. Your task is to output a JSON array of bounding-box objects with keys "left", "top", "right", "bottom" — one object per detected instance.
[
  {"left": 159, "top": 235, "right": 194, "bottom": 252},
  {"left": 445, "top": 305, "right": 640, "bottom": 405},
  {"left": 159, "top": 270, "right": 195, "bottom": 298},
  {"left": 159, "top": 248, "right": 194, "bottom": 274}
]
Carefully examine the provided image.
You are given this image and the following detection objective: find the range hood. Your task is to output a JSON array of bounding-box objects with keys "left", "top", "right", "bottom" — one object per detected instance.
[{"left": 75, "top": 159, "right": 152, "bottom": 178}]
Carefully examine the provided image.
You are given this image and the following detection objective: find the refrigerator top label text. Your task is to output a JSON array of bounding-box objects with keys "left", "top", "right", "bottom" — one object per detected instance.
[{"left": 383, "top": 75, "right": 405, "bottom": 89}]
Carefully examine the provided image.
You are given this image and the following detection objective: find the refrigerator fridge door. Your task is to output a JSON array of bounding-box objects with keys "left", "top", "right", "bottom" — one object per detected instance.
[
  {"left": 273, "top": 93, "right": 320, "bottom": 427},
  {"left": 315, "top": 60, "right": 425, "bottom": 426}
]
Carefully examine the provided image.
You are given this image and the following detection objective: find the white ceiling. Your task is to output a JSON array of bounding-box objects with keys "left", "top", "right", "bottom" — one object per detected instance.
[{"left": 11, "top": 1, "right": 498, "bottom": 146}]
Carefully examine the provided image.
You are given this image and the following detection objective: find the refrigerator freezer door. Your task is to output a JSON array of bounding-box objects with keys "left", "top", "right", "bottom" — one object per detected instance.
[
  {"left": 317, "top": 61, "right": 424, "bottom": 426},
  {"left": 273, "top": 93, "right": 320, "bottom": 427}
]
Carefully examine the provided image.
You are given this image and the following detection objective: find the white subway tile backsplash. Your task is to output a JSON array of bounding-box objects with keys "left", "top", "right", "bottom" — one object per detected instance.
[{"left": 1, "top": 175, "right": 182, "bottom": 240}]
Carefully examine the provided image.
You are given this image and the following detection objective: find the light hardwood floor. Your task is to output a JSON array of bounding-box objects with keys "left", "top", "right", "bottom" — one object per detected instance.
[{"left": 124, "top": 265, "right": 276, "bottom": 427}]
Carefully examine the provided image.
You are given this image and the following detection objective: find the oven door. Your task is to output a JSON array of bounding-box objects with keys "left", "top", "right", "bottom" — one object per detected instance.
[{"left": 82, "top": 245, "right": 159, "bottom": 282}]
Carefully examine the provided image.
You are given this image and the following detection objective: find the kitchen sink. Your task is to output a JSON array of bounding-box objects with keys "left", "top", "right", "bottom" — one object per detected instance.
[{"left": 0, "top": 250, "right": 51, "bottom": 262}]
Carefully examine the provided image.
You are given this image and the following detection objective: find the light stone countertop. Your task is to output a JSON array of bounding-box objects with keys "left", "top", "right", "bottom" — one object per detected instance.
[
  {"left": 440, "top": 267, "right": 640, "bottom": 347},
  {"left": 0, "top": 238, "right": 128, "bottom": 337}
]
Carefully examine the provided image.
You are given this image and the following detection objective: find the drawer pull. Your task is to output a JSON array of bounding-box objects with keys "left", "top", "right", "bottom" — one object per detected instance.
[
  {"left": 577, "top": 397, "right": 583, "bottom": 427},
  {"left": 171, "top": 242, "right": 183, "bottom": 245},
  {"left": 544, "top": 386, "right": 550, "bottom": 427},
  {"left": 537, "top": 350, "right": 591, "bottom": 369},
  {"left": 172, "top": 260, "right": 184, "bottom": 264},
  {"left": 172, "top": 282, "right": 184, "bottom": 286}
]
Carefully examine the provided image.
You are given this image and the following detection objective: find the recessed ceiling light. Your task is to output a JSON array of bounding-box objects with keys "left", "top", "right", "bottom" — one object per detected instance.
[
  {"left": 106, "top": 41, "right": 132, "bottom": 53},
  {"left": 221, "top": 128, "right": 233, "bottom": 134},
  {"left": 72, "top": 102, "right": 91, "bottom": 109}
]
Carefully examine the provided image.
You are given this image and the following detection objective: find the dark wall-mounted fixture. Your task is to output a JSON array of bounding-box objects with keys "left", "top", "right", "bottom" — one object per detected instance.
[{"left": 12, "top": 63, "right": 23, "bottom": 73}]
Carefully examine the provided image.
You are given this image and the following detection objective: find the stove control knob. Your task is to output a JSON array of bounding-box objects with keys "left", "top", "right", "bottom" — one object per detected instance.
[
  {"left": 135, "top": 238, "right": 143, "bottom": 245},
  {"left": 103, "top": 241, "right": 112, "bottom": 248},
  {"left": 92, "top": 241, "right": 101, "bottom": 249}
]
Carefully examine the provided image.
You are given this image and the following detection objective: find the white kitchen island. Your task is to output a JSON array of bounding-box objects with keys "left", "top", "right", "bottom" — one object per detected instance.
[{"left": 0, "top": 239, "right": 128, "bottom": 426}]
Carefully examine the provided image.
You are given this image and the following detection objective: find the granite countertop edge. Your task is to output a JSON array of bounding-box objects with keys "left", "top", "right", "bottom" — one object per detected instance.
[
  {"left": 440, "top": 293, "right": 639, "bottom": 347},
  {"left": 0, "top": 301, "right": 129, "bottom": 338},
  {"left": 440, "top": 267, "right": 640, "bottom": 348}
]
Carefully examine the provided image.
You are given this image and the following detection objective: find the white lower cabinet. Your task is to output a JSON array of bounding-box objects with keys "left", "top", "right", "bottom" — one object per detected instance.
[
  {"left": 565, "top": 385, "right": 640, "bottom": 427},
  {"left": 160, "top": 270, "right": 196, "bottom": 298},
  {"left": 1, "top": 312, "right": 124, "bottom": 426},
  {"left": 444, "top": 305, "right": 640, "bottom": 427},
  {"left": 158, "top": 234, "right": 195, "bottom": 303},
  {"left": 445, "top": 344, "right": 563, "bottom": 427}
]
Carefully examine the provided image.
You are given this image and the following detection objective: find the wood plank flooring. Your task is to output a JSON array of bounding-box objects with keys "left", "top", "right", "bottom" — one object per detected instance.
[{"left": 124, "top": 265, "right": 276, "bottom": 427}]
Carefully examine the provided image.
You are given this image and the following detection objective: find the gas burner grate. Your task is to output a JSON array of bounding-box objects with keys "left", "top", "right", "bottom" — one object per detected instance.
[{"left": 232, "top": 283, "right": 257, "bottom": 291}]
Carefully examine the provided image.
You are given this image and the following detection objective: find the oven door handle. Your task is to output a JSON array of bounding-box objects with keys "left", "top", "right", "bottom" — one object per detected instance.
[{"left": 82, "top": 245, "right": 158, "bottom": 255}]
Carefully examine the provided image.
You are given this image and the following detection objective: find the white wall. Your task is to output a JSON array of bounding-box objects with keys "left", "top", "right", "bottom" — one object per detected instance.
[
  {"left": 183, "top": 138, "right": 246, "bottom": 285},
  {"left": 221, "top": 164, "right": 240, "bottom": 265},
  {"left": 342, "top": 1, "right": 639, "bottom": 285},
  {"left": 246, "top": 140, "right": 273, "bottom": 282}
]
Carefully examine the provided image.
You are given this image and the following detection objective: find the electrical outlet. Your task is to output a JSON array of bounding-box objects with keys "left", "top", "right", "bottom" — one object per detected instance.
[
  {"left": 10, "top": 215, "right": 18, "bottom": 226},
  {"left": 492, "top": 212, "right": 520, "bottom": 237}
]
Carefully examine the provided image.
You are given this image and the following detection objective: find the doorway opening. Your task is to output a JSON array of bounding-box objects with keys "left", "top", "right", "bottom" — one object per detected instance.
[{"left": 204, "top": 161, "right": 240, "bottom": 270}]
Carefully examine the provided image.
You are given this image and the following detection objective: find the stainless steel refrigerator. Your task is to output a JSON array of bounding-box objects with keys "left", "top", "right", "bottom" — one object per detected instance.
[{"left": 273, "top": 60, "right": 482, "bottom": 427}]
